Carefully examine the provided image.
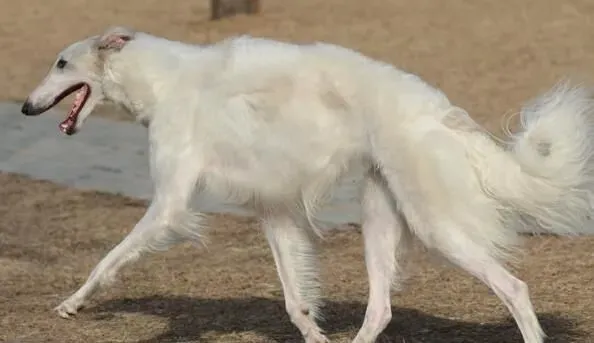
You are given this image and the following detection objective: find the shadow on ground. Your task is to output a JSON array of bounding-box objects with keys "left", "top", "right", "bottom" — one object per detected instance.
[{"left": 90, "top": 296, "right": 582, "bottom": 343}]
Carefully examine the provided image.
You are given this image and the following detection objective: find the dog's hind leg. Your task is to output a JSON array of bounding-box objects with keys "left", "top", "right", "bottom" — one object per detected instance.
[
  {"left": 372, "top": 150, "right": 545, "bottom": 343},
  {"left": 353, "top": 171, "right": 410, "bottom": 343},
  {"left": 433, "top": 232, "right": 545, "bottom": 343},
  {"left": 262, "top": 215, "right": 328, "bottom": 343},
  {"left": 55, "top": 160, "right": 203, "bottom": 318}
]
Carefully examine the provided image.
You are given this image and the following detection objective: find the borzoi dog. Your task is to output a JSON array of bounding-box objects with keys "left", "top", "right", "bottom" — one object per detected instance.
[{"left": 21, "top": 26, "right": 594, "bottom": 343}]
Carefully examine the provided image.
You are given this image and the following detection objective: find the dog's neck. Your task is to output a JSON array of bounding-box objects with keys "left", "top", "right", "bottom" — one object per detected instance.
[
  {"left": 100, "top": 37, "right": 214, "bottom": 127},
  {"left": 103, "top": 36, "right": 226, "bottom": 126},
  {"left": 101, "top": 53, "right": 154, "bottom": 125}
]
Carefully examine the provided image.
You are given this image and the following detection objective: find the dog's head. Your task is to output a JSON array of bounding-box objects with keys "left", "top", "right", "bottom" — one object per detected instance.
[{"left": 21, "top": 26, "right": 136, "bottom": 135}]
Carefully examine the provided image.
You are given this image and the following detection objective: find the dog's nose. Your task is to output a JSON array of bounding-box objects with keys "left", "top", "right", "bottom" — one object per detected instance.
[{"left": 21, "top": 100, "right": 35, "bottom": 116}]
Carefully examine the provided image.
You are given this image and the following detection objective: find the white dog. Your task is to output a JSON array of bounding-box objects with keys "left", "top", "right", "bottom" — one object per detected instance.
[{"left": 22, "top": 26, "right": 594, "bottom": 343}]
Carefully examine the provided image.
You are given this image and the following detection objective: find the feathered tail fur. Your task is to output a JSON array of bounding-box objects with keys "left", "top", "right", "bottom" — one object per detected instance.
[{"left": 478, "top": 81, "right": 594, "bottom": 235}]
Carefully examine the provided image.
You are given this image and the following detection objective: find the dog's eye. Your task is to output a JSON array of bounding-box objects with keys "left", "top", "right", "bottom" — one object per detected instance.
[{"left": 56, "top": 59, "right": 68, "bottom": 69}]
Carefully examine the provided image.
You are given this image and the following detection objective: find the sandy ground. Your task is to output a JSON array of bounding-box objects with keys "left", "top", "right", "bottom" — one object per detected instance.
[{"left": 2, "top": 0, "right": 594, "bottom": 342}]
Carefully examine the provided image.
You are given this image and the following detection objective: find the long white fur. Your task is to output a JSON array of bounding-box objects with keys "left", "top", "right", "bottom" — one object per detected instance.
[{"left": 23, "top": 26, "right": 594, "bottom": 343}]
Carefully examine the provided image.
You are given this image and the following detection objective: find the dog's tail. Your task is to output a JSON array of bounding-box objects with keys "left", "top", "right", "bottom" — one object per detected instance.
[{"left": 477, "top": 81, "right": 594, "bottom": 235}]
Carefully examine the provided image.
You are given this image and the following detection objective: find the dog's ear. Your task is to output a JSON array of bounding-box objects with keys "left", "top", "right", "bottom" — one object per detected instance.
[{"left": 95, "top": 26, "right": 136, "bottom": 51}]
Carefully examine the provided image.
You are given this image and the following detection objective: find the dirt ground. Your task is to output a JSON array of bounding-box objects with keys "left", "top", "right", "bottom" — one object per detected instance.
[
  {"left": 2, "top": 0, "right": 594, "bottom": 342},
  {"left": 2, "top": 172, "right": 594, "bottom": 343}
]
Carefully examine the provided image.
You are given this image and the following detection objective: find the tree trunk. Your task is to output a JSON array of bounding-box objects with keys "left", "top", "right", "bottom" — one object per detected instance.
[{"left": 210, "top": 0, "right": 260, "bottom": 20}]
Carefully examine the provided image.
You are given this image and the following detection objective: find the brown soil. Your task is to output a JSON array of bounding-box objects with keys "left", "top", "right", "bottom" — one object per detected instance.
[
  {"left": 2, "top": 1, "right": 594, "bottom": 342},
  {"left": 1, "top": 172, "right": 593, "bottom": 343}
]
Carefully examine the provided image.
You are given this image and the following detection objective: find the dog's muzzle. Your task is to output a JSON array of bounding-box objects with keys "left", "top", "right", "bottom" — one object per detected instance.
[{"left": 21, "top": 100, "right": 44, "bottom": 116}]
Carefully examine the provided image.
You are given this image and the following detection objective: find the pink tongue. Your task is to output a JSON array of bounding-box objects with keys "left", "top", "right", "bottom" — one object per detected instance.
[
  {"left": 59, "top": 116, "right": 76, "bottom": 135},
  {"left": 59, "top": 86, "right": 87, "bottom": 135}
]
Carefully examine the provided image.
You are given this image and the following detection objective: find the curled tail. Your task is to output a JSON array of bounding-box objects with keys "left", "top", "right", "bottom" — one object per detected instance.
[{"left": 481, "top": 81, "right": 594, "bottom": 235}]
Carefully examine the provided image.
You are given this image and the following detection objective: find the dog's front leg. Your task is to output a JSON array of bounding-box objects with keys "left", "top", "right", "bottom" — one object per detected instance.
[
  {"left": 55, "top": 157, "right": 203, "bottom": 318},
  {"left": 262, "top": 215, "right": 329, "bottom": 343}
]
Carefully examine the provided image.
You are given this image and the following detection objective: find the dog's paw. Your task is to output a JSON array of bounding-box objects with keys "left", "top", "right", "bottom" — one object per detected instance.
[
  {"left": 305, "top": 331, "right": 330, "bottom": 343},
  {"left": 54, "top": 297, "right": 83, "bottom": 319}
]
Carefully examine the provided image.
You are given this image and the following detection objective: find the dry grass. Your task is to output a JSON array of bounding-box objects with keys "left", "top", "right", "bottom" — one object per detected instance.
[
  {"left": 1, "top": 171, "right": 593, "bottom": 343},
  {"left": 0, "top": 174, "right": 594, "bottom": 343},
  {"left": 2, "top": 0, "right": 594, "bottom": 342}
]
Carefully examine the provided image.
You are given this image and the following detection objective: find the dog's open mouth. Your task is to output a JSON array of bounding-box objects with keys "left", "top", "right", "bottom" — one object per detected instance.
[
  {"left": 55, "top": 83, "right": 90, "bottom": 135},
  {"left": 26, "top": 83, "right": 92, "bottom": 135}
]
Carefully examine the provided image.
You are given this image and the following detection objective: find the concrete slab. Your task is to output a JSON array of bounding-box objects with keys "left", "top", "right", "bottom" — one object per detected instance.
[
  {"left": 0, "top": 102, "right": 363, "bottom": 226},
  {"left": 0, "top": 102, "right": 154, "bottom": 199},
  {"left": 1, "top": 102, "right": 576, "bottom": 233}
]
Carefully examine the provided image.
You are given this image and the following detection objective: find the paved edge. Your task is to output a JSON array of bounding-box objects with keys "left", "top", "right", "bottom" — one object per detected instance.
[
  {"left": 0, "top": 101, "right": 572, "bottom": 233},
  {"left": 0, "top": 102, "right": 363, "bottom": 226}
]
